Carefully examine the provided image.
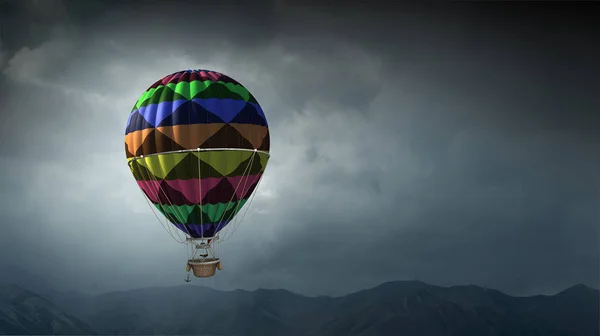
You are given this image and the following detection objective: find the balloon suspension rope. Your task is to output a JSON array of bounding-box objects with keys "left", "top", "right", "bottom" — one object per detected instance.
[{"left": 129, "top": 149, "right": 267, "bottom": 282}]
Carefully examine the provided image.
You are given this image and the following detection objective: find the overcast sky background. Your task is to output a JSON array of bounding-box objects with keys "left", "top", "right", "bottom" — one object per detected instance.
[{"left": 0, "top": 0, "right": 598, "bottom": 297}]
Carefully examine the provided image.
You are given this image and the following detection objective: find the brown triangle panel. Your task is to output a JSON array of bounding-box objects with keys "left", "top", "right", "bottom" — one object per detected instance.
[
  {"left": 229, "top": 123, "right": 269, "bottom": 149},
  {"left": 156, "top": 124, "right": 224, "bottom": 149},
  {"left": 125, "top": 128, "right": 154, "bottom": 157},
  {"left": 134, "top": 129, "right": 186, "bottom": 157},
  {"left": 127, "top": 123, "right": 269, "bottom": 157},
  {"left": 258, "top": 132, "right": 270, "bottom": 151},
  {"left": 199, "top": 124, "right": 254, "bottom": 149},
  {"left": 125, "top": 142, "right": 134, "bottom": 158}
]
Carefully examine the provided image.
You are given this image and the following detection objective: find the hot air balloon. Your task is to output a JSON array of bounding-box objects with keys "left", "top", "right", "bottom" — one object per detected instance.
[{"left": 124, "top": 69, "right": 270, "bottom": 279}]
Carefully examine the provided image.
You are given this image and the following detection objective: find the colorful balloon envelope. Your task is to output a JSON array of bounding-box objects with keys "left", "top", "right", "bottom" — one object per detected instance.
[{"left": 124, "top": 69, "right": 270, "bottom": 276}]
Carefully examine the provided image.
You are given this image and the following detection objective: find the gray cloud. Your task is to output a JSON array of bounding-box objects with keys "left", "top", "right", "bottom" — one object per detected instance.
[{"left": 0, "top": 1, "right": 598, "bottom": 296}]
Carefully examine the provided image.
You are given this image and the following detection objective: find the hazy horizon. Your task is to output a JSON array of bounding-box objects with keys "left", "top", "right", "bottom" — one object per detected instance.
[{"left": 3, "top": 275, "right": 598, "bottom": 299}]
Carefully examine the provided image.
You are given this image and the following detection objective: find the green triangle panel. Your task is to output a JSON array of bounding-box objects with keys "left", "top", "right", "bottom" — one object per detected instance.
[
  {"left": 142, "top": 86, "right": 187, "bottom": 108},
  {"left": 136, "top": 80, "right": 253, "bottom": 109},
  {"left": 155, "top": 199, "right": 249, "bottom": 225},
  {"left": 191, "top": 83, "right": 245, "bottom": 101}
]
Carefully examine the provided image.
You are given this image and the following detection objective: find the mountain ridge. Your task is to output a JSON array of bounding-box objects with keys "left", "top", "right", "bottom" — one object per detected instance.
[
  {"left": 0, "top": 284, "right": 95, "bottom": 335},
  {"left": 39, "top": 280, "right": 598, "bottom": 336},
  {"left": 51, "top": 280, "right": 598, "bottom": 300},
  {"left": 0, "top": 281, "right": 597, "bottom": 335}
]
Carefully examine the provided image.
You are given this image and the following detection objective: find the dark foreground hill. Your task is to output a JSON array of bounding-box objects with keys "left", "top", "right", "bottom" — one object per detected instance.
[
  {"left": 6, "top": 281, "right": 600, "bottom": 336},
  {"left": 0, "top": 285, "right": 94, "bottom": 335}
]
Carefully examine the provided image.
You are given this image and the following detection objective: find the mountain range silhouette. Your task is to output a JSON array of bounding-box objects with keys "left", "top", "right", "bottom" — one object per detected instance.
[{"left": 0, "top": 280, "right": 597, "bottom": 335}]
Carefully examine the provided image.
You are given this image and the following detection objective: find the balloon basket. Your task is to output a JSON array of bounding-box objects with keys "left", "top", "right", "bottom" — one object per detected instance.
[{"left": 187, "top": 258, "right": 222, "bottom": 278}]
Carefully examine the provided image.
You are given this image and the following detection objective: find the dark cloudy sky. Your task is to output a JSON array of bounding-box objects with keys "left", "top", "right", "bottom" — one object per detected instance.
[{"left": 0, "top": 0, "right": 598, "bottom": 297}]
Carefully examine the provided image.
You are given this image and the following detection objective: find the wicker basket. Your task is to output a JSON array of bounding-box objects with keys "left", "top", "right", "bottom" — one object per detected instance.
[{"left": 187, "top": 258, "right": 221, "bottom": 278}]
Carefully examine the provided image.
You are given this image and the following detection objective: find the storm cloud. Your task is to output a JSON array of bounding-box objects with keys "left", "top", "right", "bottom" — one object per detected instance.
[{"left": 0, "top": 0, "right": 598, "bottom": 296}]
